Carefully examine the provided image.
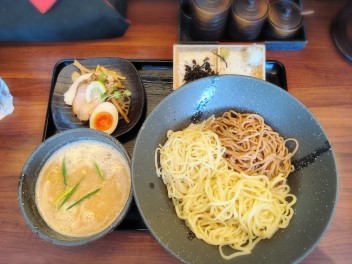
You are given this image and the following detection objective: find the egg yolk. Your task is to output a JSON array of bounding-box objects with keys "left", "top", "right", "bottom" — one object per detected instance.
[{"left": 92, "top": 111, "right": 114, "bottom": 131}]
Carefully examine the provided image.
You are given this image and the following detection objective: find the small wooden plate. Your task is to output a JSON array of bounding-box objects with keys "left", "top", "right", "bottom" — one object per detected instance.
[{"left": 173, "top": 44, "right": 266, "bottom": 89}]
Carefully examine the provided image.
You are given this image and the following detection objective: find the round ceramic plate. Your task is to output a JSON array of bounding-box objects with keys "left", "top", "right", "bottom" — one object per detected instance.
[
  {"left": 132, "top": 75, "right": 338, "bottom": 263},
  {"left": 332, "top": 1, "right": 352, "bottom": 62},
  {"left": 51, "top": 57, "right": 145, "bottom": 137}
]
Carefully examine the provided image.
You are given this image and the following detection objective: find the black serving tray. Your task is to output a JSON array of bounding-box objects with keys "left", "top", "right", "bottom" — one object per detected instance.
[
  {"left": 179, "top": 0, "right": 308, "bottom": 51},
  {"left": 43, "top": 59, "right": 287, "bottom": 231}
]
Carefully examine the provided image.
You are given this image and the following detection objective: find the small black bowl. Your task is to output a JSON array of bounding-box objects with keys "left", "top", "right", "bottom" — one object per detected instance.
[
  {"left": 18, "top": 128, "right": 132, "bottom": 246},
  {"left": 51, "top": 57, "right": 145, "bottom": 138}
]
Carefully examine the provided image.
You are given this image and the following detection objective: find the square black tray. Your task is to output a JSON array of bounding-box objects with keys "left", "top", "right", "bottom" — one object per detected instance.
[
  {"left": 178, "top": 0, "right": 308, "bottom": 51},
  {"left": 43, "top": 59, "right": 288, "bottom": 230}
]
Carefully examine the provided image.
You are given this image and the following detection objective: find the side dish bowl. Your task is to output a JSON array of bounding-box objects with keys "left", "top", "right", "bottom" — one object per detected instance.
[
  {"left": 18, "top": 128, "right": 133, "bottom": 246},
  {"left": 51, "top": 57, "right": 145, "bottom": 138},
  {"left": 132, "top": 75, "right": 338, "bottom": 263}
]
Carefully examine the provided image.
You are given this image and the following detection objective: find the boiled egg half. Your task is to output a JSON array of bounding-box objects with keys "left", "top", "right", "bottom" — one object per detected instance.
[{"left": 90, "top": 102, "right": 119, "bottom": 134}]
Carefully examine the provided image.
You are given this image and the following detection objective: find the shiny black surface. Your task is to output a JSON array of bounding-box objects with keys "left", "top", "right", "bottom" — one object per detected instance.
[{"left": 44, "top": 59, "right": 287, "bottom": 231}]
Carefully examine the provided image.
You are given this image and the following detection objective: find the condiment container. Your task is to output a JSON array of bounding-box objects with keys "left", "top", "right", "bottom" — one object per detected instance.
[
  {"left": 265, "top": 0, "right": 303, "bottom": 39},
  {"left": 227, "top": 0, "right": 269, "bottom": 41},
  {"left": 190, "top": 0, "right": 232, "bottom": 41}
]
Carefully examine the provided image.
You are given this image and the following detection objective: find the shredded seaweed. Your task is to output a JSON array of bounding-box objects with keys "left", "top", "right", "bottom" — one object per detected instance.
[{"left": 183, "top": 58, "right": 217, "bottom": 84}]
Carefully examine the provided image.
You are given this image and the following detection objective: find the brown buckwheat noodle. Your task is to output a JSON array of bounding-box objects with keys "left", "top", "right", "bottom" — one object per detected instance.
[
  {"left": 206, "top": 110, "right": 298, "bottom": 179},
  {"left": 155, "top": 111, "right": 298, "bottom": 259}
]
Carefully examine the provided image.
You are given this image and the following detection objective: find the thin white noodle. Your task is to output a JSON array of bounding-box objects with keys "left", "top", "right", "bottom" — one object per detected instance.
[{"left": 156, "top": 116, "right": 297, "bottom": 259}]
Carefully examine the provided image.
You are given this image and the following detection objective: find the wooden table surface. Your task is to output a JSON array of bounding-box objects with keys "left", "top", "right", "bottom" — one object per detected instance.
[{"left": 0, "top": 0, "right": 351, "bottom": 263}]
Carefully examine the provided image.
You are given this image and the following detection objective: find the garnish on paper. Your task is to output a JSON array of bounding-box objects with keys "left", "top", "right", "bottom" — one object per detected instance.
[{"left": 173, "top": 44, "right": 266, "bottom": 90}]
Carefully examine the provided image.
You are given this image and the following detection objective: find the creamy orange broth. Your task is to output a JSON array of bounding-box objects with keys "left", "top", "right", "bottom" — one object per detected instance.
[{"left": 35, "top": 140, "right": 131, "bottom": 237}]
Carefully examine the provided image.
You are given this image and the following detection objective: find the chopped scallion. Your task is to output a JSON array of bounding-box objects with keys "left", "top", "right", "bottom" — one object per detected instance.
[
  {"left": 94, "top": 161, "right": 104, "bottom": 181},
  {"left": 54, "top": 186, "right": 74, "bottom": 205},
  {"left": 66, "top": 188, "right": 101, "bottom": 210},
  {"left": 61, "top": 158, "right": 68, "bottom": 187},
  {"left": 58, "top": 177, "right": 85, "bottom": 209}
]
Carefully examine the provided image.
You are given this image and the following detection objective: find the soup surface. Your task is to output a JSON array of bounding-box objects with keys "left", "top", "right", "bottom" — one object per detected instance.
[{"left": 35, "top": 140, "right": 131, "bottom": 237}]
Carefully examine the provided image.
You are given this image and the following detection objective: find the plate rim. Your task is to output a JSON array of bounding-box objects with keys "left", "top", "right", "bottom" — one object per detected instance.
[
  {"left": 132, "top": 74, "right": 339, "bottom": 263},
  {"left": 50, "top": 56, "right": 146, "bottom": 138}
]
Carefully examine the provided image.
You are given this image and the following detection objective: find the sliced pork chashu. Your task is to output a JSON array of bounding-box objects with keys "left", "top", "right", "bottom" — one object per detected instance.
[{"left": 72, "top": 83, "right": 100, "bottom": 122}]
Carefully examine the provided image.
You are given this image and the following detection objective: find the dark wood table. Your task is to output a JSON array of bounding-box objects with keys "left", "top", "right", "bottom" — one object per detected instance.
[{"left": 1, "top": 0, "right": 351, "bottom": 263}]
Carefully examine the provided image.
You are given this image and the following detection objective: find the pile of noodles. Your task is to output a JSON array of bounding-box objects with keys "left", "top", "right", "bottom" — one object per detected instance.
[
  {"left": 155, "top": 111, "right": 298, "bottom": 259},
  {"left": 206, "top": 110, "right": 298, "bottom": 179}
]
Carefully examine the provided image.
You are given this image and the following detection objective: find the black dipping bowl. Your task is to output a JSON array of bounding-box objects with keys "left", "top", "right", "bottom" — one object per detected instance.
[
  {"left": 18, "top": 128, "right": 132, "bottom": 246},
  {"left": 132, "top": 75, "right": 338, "bottom": 263}
]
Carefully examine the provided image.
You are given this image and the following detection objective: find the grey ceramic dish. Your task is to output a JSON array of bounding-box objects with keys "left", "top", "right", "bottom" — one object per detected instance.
[
  {"left": 132, "top": 75, "right": 338, "bottom": 263},
  {"left": 18, "top": 128, "right": 133, "bottom": 246},
  {"left": 51, "top": 57, "right": 145, "bottom": 138}
]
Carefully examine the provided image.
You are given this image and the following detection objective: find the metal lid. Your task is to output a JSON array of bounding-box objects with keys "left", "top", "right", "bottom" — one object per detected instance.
[
  {"left": 269, "top": 0, "right": 302, "bottom": 29},
  {"left": 194, "top": 0, "right": 231, "bottom": 13},
  {"left": 232, "top": 0, "right": 269, "bottom": 21}
]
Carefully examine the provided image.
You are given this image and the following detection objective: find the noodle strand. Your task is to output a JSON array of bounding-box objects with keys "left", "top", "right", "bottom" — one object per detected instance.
[{"left": 155, "top": 111, "right": 298, "bottom": 260}]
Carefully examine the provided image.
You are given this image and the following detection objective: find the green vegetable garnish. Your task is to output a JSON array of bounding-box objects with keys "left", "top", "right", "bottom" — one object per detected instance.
[
  {"left": 123, "top": 90, "right": 132, "bottom": 96},
  {"left": 54, "top": 186, "right": 75, "bottom": 205},
  {"left": 98, "top": 73, "right": 108, "bottom": 83},
  {"left": 112, "top": 91, "right": 121, "bottom": 98},
  {"left": 112, "top": 90, "right": 131, "bottom": 99},
  {"left": 66, "top": 188, "right": 101, "bottom": 210},
  {"left": 100, "top": 89, "right": 132, "bottom": 104},
  {"left": 61, "top": 158, "right": 68, "bottom": 187},
  {"left": 56, "top": 177, "right": 85, "bottom": 209},
  {"left": 94, "top": 161, "right": 104, "bottom": 181}
]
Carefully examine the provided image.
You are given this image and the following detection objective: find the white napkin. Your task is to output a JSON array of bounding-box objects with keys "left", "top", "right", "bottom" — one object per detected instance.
[{"left": 0, "top": 78, "right": 14, "bottom": 120}]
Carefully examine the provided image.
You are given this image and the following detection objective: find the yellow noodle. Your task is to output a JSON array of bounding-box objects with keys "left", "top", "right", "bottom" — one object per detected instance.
[{"left": 155, "top": 115, "right": 297, "bottom": 259}]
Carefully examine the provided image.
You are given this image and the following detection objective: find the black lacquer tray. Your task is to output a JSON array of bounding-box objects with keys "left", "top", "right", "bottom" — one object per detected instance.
[{"left": 43, "top": 59, "right": 288, "bottom": 230}]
